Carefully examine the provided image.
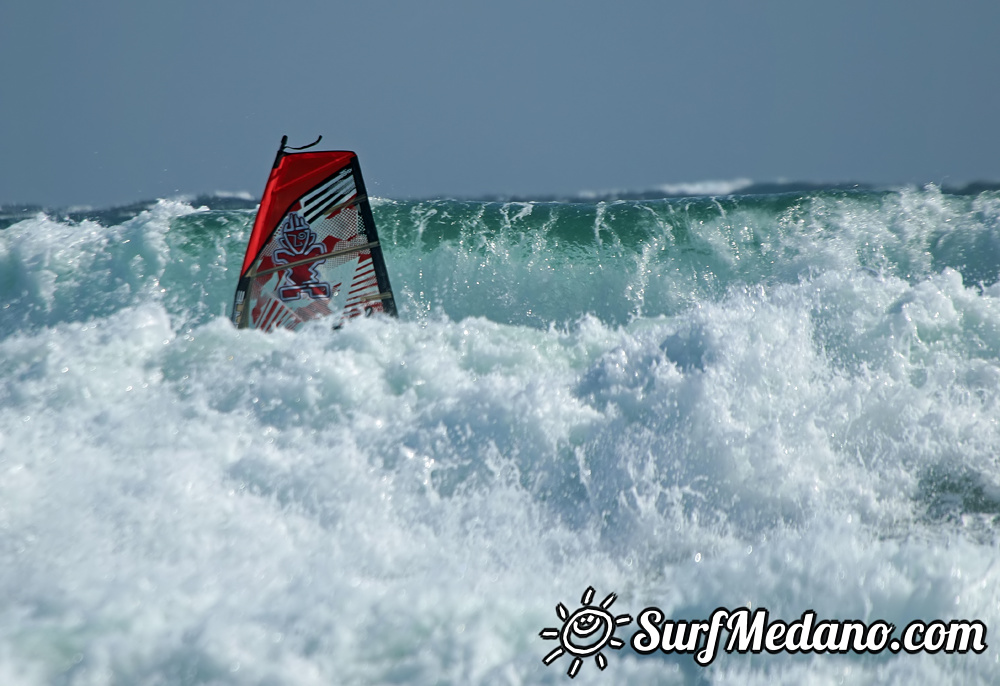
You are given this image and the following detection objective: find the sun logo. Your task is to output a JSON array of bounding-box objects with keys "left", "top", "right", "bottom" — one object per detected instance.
[{"left": 539, "top": 586, "right": 633, "bottom": 678}]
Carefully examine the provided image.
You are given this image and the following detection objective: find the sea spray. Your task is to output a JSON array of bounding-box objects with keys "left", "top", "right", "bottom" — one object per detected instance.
[{"left": 1, "top": 187, "right": 999, "bottom": 683}]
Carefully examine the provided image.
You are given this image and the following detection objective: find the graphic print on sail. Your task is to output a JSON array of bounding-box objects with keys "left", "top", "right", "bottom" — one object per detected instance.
[{"left": 231, "top": 136, "right": 397, "bottom": 331}]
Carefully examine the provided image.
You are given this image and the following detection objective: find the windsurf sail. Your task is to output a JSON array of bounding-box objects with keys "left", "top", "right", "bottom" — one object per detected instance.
[{"left": 230, "top": 135, "right": 397, "bottom": 331}]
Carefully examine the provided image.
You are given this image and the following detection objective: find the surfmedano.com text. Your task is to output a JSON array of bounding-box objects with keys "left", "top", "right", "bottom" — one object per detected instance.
[{"left": 631, "top": 607, "right": 988, "bottom": 666}]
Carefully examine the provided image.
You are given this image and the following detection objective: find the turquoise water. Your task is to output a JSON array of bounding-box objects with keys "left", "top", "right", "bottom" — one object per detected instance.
[{"left": 2, "top": 186, "right": 999, "bottom": 683}]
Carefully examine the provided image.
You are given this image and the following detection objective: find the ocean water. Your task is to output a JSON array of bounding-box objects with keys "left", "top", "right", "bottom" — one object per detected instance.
[{"left": 2, "top": 186, "right": 1000, "bottom": 684}]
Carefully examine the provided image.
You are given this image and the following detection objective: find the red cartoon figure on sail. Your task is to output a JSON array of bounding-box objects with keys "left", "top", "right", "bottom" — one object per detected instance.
[{"left": 272, "top": 211, "right": 332, "bottom": 301}]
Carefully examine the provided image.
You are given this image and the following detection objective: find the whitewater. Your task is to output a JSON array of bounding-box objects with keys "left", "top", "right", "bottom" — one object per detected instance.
[{"left": 2, "top": 186, "right": 999, "bottom": 684}]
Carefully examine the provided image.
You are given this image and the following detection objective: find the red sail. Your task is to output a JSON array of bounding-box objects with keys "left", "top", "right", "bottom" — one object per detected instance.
[{"left": 231, "top": 140, "right": 397, "bottom": 331}]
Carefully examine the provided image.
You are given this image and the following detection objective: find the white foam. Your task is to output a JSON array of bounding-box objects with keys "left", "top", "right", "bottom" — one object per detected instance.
[
  {"left": 652, "top": 178, "right": 755, "bottom": 197},
  {"left": 2, "top": 195, "right": 1000, "bottom": 682},
  {"left": 577, "top": 178, "right": 755, "bottom": 199}
]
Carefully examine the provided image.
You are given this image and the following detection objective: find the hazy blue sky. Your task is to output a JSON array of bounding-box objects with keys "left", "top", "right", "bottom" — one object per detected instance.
[{"left": 2, "top": 1, "right": 998, "bottom": 207}]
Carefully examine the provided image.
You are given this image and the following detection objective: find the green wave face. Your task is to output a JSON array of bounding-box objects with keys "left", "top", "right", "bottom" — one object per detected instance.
[{"left": 3, "top": 188, "right": 998, "bottom": 334}]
